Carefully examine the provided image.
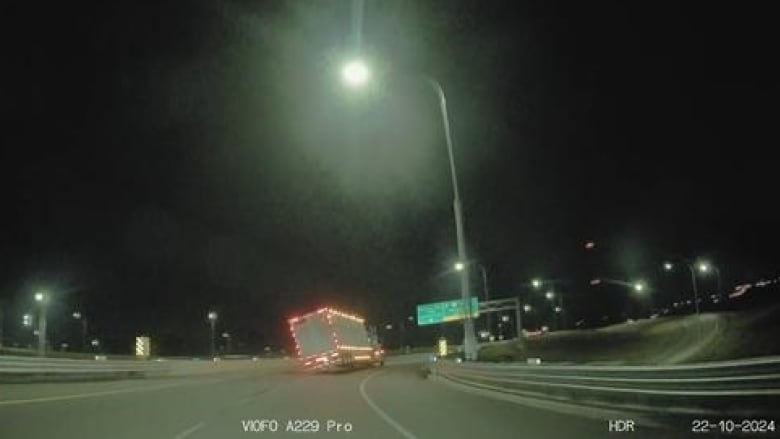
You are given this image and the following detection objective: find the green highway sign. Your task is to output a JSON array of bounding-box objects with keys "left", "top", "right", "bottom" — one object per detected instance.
[{"left": 416, "top": 297, "right": 479, "bottom": 326}]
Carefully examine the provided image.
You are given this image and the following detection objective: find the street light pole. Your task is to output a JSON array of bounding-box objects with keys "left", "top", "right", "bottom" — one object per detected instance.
[
  {"left": 685, "top": 263, "right": 701, "bottom": 316},
  {"left": 712, "top": 266, "right": 722, "bottom": 294},
  {"left": 427, "top": 77, "right": 477, "bottom": 361},
  {"left": 479, "top": 264, "right": 491, "bottom": 336},
  {"left": 207, "top": 311, "right": 218, "bottom": 358},
  {"left": 35, "top": 292, "right": 47, "bottom": 357},
  {"left": 72, "top": 312, "right": 88, "bottom": 352}
]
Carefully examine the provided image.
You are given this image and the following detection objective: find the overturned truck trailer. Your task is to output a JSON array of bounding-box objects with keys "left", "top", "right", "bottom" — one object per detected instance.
[{"left": 288, "top": 307, "right": 384, "bottom": 371}]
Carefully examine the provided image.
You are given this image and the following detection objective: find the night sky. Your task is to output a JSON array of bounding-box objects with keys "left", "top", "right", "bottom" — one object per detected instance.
[{"left": 2, "top": 1, "right": 777, "bottom": 354}]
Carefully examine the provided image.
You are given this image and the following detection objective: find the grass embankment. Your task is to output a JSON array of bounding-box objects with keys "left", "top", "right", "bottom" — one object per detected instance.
[{"left": 478, "top": 305, "right": 780, "bottom": 364}]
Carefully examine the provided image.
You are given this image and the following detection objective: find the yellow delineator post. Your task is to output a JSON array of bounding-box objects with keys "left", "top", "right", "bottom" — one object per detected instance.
[
  {"left": 135, "top": 336, "right": 151, "bottom": 358},
  {"left": 437, "top": 337, "right": 448, "bottom": 357}
]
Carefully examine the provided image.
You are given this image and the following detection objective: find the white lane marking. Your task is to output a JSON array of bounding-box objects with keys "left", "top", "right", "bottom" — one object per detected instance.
[
  {"left": 359, "top": 370, "right": 418, "bottom": 439},
  {"left": 0, "top": 380, "right": 195, "bottom": 406},
  {"left": 174, "top": 422, "right": 205, "bottom": 439}
]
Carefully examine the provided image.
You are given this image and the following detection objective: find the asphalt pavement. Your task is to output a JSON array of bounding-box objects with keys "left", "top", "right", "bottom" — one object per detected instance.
[{"left": 0, "top": 355, "right": 697, "bottom": 439}]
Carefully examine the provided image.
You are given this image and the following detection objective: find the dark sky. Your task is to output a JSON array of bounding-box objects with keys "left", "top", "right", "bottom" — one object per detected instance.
[{"left": 2, "top": 1, "right": 778, "bottom": 354}]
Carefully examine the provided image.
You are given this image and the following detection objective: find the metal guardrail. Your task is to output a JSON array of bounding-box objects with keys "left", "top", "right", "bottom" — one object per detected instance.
[
  {"left": 432, "top": 357, "right": 780, "bottom": 415},
  {"left": 0, "top": 355, "right": 166, "bottom": 377}
]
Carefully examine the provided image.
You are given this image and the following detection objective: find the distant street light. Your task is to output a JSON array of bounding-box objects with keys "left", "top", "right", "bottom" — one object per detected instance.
[
  {"left": 634, "top": 281, "right": 646, "bottom": 293},
  {"left": 221, "top": 332, "right": 231, "bottom": 354},
  {"left": 90, "top": 339, "right": 100, "bottom": 347},
  {"left": 341, "top": 60, "right": 477, "bottom": 360},
  {"left": 523, "top": 304, "right": 532, "bottom": 313},
  {"left": 34, "top": 291, "right": 48, "bottom": 356},
  {"left": 696, "top": 260, "right": 722, "bottom": 294},
  {"left": 453, "top": 261, "right": 465, "bottom": 271},
  {"left": 555, "top": 306, "right": 563, "bottom": 313},
  {"left": 72, "top": 311, "right": 88, "bottom": 352},
  {"left": 531, "top": 279, "right": 542, "bottom": 289},
  {"left": 207, "top": 311, "right": 218, "bottom": 358},
  {"left": 663, "top": 258, "right": 721, "bottom": 316},
  {"left": 545, "top": 291, "right": 555, "bottom": 300}
]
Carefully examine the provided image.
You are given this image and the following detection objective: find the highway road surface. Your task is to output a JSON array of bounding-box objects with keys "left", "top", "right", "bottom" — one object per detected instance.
[{"left": 0, "top": 355, "right": 697, "bottom": 438}]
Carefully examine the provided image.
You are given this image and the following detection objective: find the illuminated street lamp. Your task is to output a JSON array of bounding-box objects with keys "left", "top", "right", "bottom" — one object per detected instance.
[
  {"left": 523, "top": 304, "right": 532, "bottom": 313},
  {"left": 545, "top": 291, "right": 555, "bottom": 300},
  {"left": 634, "top": 281, "right": 646, "bottom": 293},
  {"left": 34, "top": 291, "right": 48, "bottom": 356},
  {"left": 451, "top": 260, "right": 492, "bottom": 335},
  {"left": 341, "top": 59, "right": 370, "bottom": 88},
  {"left": 697, "top": 260, "right": 722, "bottom": 294},
  {"left": 72, "top": 311, "right": 88, "bottom": 352},
  {"left": 207, "top": 311, "right": 218, "bottom": 358},
  {"left": 663, "top": 259, "right": 721, "bottom": 317},
  {"left": 221, "top": 332, "right": 232, "bottom": 354},
  {"left": 341, "top": 60, "right": 477, "bottom": 360},
  {"left": 531, "top": 279, "right": 542, "bottom": 289}
]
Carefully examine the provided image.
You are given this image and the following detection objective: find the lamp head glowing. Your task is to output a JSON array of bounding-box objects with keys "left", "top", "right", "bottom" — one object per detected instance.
[{"left": 341, "top": 60, "right": 370, "bottom": 88}]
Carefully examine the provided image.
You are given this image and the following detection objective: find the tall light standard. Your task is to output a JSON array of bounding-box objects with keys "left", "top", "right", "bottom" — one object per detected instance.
[
  {"left": 663, "top": 260, "right": 719, "bottom": 316},
  {"left": 221, "top": 332, "right": 231, "bottom": 355},
  {"left": 454, "top": 261, "right": 491, "bottom": 336},
  {"left": 72, "top": 311, "right": 88, "bottom": 352},
  {"left": 207, "top": 311, "right": 218, "bottom": 358},
  {"left": 34, "top": 291, "right": 48, "bottom": 356},
  {"left": 697, "top": 261, "right": 722, "bottom": 294},
  {"left": 341, "top": 59, "right": 477, "bottom": 360}
]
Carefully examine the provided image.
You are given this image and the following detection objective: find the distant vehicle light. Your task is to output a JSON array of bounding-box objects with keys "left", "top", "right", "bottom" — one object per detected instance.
[{"left": 527, "top": 357, "right": 542, "bottom": 365}]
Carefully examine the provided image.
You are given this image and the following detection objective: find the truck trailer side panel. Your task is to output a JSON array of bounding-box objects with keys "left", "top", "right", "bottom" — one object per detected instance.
[{"left": 293, "top": 314, "right": 335, "bottom": 357}]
